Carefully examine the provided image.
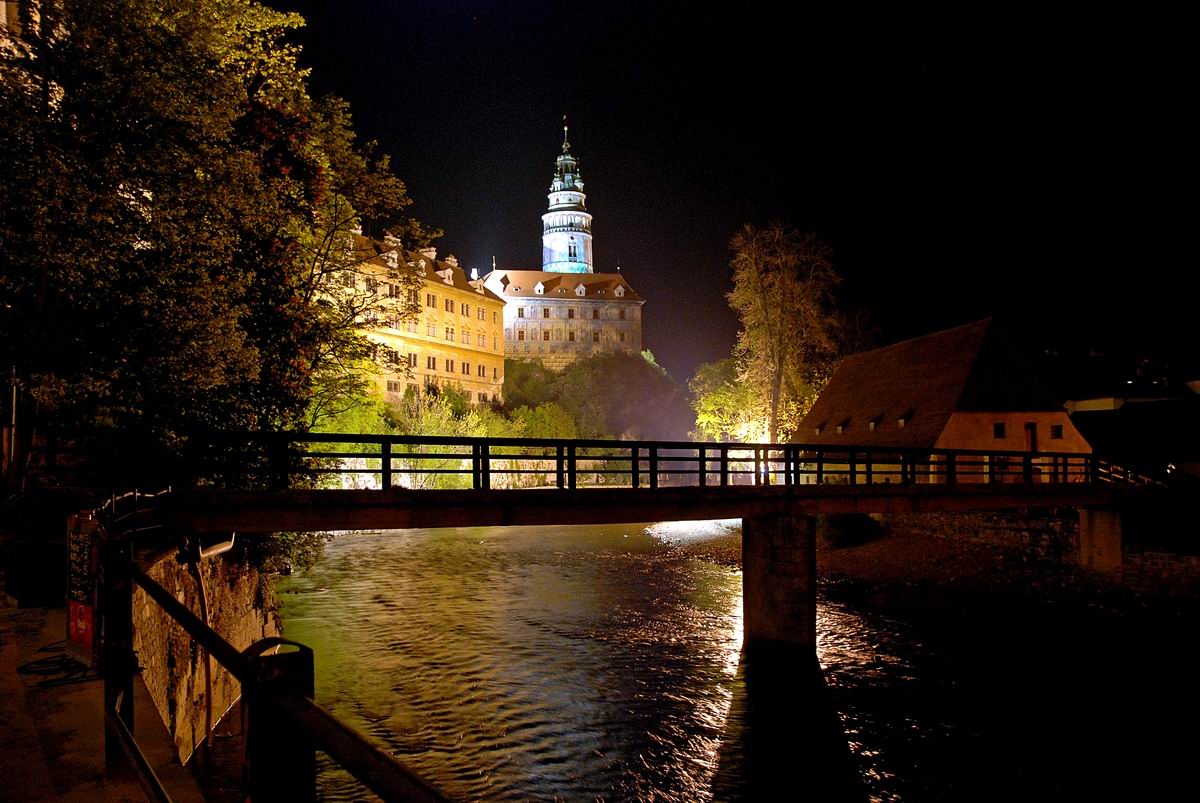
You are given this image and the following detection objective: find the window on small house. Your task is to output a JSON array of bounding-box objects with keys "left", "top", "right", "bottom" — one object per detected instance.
[
  {"left": 462, "top": 330, "right": 470, "bottom": 344},
  {"left": 1050, "top": 424, "right": 1063, "bottom": 439},
  {"left": 493, "top": 367, "right": 498, "bottom": 380},
  {"left": 426, "top": 322, "right": 436, "bottom": 337},
  {"left": 445, "top": 298, "right": 454, "bottom": 312},
  {"left": 994, "top": 422, "right": 1007, "bottom": 439},
  {"left": 408, "top": 353, "right": 417, "bottom": 368},
  {"left": 462, "top": 362, "right": 470, "bottom": 375},
  {"left": 478, "top": 307, "right": 485, "bottom": 320},
  {"left": 388, "top": 283, "right": 400, "bottom": 298},
  {"left": 365, "top": 277, "right": 378, "bottom": 292},
  {"left": 426, "top": 356, "right": 437, "bottom": 370},
  {"left": 477, "top": 364, "right": 486, "bottom": 377},
  {"left": 386, "top": 380, "right": 402, "bottom": 393},
  {"left": 836, "top": 421, "right": 848, "bottom": 434},
  {"left": 478, "top": 393, "right": 488, "bottom": 403},
  {"left": 446, "top": 359, "right": 455, "bottom": 373},
  {"left": 478, "top": 333, "right": 485, "bottom": 347}
]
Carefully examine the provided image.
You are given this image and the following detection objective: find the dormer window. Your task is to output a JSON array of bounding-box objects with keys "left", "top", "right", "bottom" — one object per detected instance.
[
  {"left": 836, "top": 419, "right": 850, "bottom": 434},
  {"left": 898, "top": 410, "right": 914, "bottom": 428},
  {"left": 869, "top": 416, "right": 882, "bottom": 432},
  {"left": 614, "top": 286, "right": 625, "bottom": 298},
  {"left": 575, "top": 284, "right": 586, "bottom": 297},
  {"left": 534, "top": 282, "right": 545, "bottom": 295},
  {"left": 814, "top": 422, "right": 825, "bottom": 436}
]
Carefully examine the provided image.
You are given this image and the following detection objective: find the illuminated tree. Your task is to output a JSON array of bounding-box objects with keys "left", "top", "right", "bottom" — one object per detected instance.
[
  {"left": 727, "top": 224, "right": 842, "bottom": 442},
  {"left": 0, "top": 0, "right": 431, "bottom": 489},
  {"left": 688, "top": 358, "right": 765, "bottom": 442}
]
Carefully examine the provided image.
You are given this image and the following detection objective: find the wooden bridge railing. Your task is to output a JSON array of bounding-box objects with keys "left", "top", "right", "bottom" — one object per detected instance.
[{"left": 194, "top": 434, "right": 1157, "bottom": 492}]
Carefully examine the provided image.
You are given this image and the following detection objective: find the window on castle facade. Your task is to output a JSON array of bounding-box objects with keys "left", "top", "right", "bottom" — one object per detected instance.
[
  {"left": 518, "top": 330, "right": 525, "bottom": 341},
  {"left": 568, "top": 331, "right": 575, "bottom": 342},
  {"left": 542, "top": 308, "right": 550, "bottom": 319},
  {"left": 462, "top": 362, "right": 470, "bottom": 375},
  {"left": 543, "top": 331, "right": 550, "bottom": 341},
  {"left": 408, "top": 353, "right": 417, "bottom": 368},
  {"left": 517, "top": 307, "right": 525, "bottom": 318},
  {"left": 593, "top": 331, "right": 600, "bottom": 342},
  {"left": 619, "top": 309, "right": 626, "bottom": 320},
  {"left": 619, "top": 332, "right": 626, "bottom": 342},
  {"left": 568, "top": 308, "right": 575, "bottom": 319},
  {"left": 387, "top": 380, "right": 401, "bottom": 393},
  {"left": 592, "top": 309, "right": 599, "bottom": 319},
  {"left": 477, "top": 364, "right": 486, "bottom": 377}
]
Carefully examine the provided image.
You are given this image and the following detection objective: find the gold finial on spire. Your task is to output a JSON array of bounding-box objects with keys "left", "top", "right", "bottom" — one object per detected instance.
[{"left": 562, "top": 114, "right": 570, "bottom": 152}]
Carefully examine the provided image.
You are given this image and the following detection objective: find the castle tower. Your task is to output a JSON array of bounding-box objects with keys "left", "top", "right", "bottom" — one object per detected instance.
[{"left": 541, "top": 119, "right": 593, "bottom": 273}]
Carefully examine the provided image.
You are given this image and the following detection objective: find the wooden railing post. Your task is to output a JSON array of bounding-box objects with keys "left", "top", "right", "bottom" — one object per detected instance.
[
  {"left": 245, "top": 640, "right": 316, "bottom": 802},
  {"left": 631, "top": 446, "right": 640, "bottom": 489},
  {"left": 848, "top": 450, "right": 857, "bottom": 485},
  {"left": 816, "top": 449, "right": 825, "bottom": 485},
  {"left": 864, "top": 450, "right": 873, "bottom": 484},
  {"left": 471, "top": 443, "right": 481, "bottom": 490},
  {"left": 268, "top": 433, "right": 289, "bottom": 491},
  {"left": 698, "top": 447, "right": 706, "bottom": 487},
  {"left": 753, "top": 448, "right": 762, "bottom": 486},
  {"left": 556, "top": 445, "right": 565, "bottom": 489},
  {"left": 649, "top": 446, "right": 659, "bottom": 489},
  {"left": 481, "top": 443, "right": 491, "bottom": 490},
  {"left": 381, "top": 440, "right": 392, "bottom": 489},
  {"left": 567, "top": 444, "right": 577, "bottom": 489},
  {"left": 99, "top": 536, "right": 134, "bottom": 774},
  {"left": 720, "top": 446, "right": 729, "bottom": 487},
  {"left": 945, "top": 453, "right": 956, "bottom": 485},
  {"left": 1023, "top": 454, "right": 1033, "bottom": 484}
]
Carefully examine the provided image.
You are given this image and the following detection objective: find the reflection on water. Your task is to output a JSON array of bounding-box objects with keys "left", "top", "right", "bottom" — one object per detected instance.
[{"left": 276, "top": 523, "right": 1196, "bottom": 801}]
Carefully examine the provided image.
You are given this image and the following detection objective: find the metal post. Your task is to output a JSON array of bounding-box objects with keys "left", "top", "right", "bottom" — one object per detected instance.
[
  {"left": 99, "top": 537, "right": 135, "bottom": 774},
  {"left": 649, "top": 446, "right": 658, "bottom": 489},
  {"left": 381, "top": 441, "right": 392, "bottom": 489},
  {"left": 245, "top": 640, "right": 316, "bottom": 802}
]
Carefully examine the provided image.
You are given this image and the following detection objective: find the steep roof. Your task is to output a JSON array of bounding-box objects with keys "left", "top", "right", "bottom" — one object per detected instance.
[
  {"left": 482, "top": 269, "right": 644, "bottom": 302},
  {"left": 799, "top": 319, "right": 1063, "bottom": 448},
  {"left": 351, "top": 236, "right": 504, "bottom": 303}
]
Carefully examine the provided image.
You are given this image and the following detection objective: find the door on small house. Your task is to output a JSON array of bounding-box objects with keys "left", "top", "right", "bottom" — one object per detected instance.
[{"left": 1024, "top": 422, "right": 1040, "bottom": 482}]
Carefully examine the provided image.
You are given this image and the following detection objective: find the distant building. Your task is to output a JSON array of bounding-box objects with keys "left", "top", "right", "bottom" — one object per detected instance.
[
  {"left": 799, "top": 319, "right": 1090, "bottom": 479},
  {"left": 484, "top": 123, "right": 644, "bottom": 371},
  {"left": 350, "top": 236, "right": 506, "bottom": 405}
]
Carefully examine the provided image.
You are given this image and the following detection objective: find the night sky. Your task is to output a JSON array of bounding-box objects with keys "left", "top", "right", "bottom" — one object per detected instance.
[{"left": 276, "top": 2, "right": 1190, "bottom": 384}]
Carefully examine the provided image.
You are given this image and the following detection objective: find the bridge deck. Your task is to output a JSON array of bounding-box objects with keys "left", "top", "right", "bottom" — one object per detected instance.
[{"left": 164, "top": 483, "right": 1120, "bottom": 533}]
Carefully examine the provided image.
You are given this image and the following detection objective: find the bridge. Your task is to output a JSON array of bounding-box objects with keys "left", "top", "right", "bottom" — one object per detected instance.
[{"left": 92, "top": 434, "right": 1153, "bottom": 801}]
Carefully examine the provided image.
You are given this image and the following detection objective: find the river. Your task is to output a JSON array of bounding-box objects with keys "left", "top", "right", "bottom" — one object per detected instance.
[{"left": 276, "top": 522, "right": 1195, "bottom": 801}]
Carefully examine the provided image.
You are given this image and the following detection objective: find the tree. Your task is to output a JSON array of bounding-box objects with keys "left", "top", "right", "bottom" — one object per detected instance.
[
  {"left": 0, "top": 0, "right": 430, "bottom": 491},
  {"left": 727, "top": 224, "right": 842, "bottom": 442},
  {"left": 688, "top": 358, "right": 765, "bottom": 442}
]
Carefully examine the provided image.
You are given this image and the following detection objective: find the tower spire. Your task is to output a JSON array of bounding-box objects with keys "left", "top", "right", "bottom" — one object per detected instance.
[
  {"left": 562, "top": 114, "right": 570, "bottom": 153},
  {"left": 542, "top": 119, "right": 592, "bottom": 273}
]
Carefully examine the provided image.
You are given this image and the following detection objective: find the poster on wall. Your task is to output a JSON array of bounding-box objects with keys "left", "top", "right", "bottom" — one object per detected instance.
[{"left": 66, "top": 512, "right": 100, "bottom": 667}]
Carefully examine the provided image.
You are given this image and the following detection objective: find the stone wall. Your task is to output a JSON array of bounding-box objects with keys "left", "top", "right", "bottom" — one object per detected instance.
[
  {"left": 133, "top": 555, "right": 279, "bottom": 764},
  {"left": 883, "top": 509, "right": 1079, "bottom": 562},
  {"left": 1123, "top": 547, "right": 1200, "bottom": 596}
]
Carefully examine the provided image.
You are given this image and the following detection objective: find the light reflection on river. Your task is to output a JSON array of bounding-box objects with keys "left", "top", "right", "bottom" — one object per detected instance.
[{"left": 274, "top": 522, "right": 1196, "bottom": 801}]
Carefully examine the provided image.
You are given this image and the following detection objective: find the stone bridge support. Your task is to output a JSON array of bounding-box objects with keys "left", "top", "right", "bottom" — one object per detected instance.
[
  {"left": 1077, "top": 507, "right": 1123, "bottom": 576},
  {"left": 742, "top": 514, "right": 817, "bottom": 649}
]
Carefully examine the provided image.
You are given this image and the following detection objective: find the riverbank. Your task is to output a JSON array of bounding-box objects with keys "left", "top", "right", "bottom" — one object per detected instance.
[{"left": 667, "top": 518, "right": 1198, "bottom": 614}]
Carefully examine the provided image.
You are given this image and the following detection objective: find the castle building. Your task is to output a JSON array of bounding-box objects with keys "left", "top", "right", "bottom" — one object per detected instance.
[
  {"left": 352, "top": 236, "right": 506, "bottom": 405},
  {"left": 484, "top": 124, "right": 645, "bottom": 372}
]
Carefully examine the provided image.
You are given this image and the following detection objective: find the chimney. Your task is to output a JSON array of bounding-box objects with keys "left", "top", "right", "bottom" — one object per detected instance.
[
  {"left": 419, "top": 247, "right": 437, "bottom": 261},
  {"left": 445, "top": 254, "right": 459, "bottom": 268},
  {"left": 470, "top": 267, "right": 479, "bottom": 281},
  {"left": 384, "top": 232, "right": 402, "bottom": 247}
]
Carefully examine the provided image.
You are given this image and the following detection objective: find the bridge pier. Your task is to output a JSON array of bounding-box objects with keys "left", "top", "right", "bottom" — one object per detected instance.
[
  {"left": 742, "top": 514, "right": 817, "bottom": 649},
  {"left": 1077, "top": 507, "right": 1123, "bottom": 576}
]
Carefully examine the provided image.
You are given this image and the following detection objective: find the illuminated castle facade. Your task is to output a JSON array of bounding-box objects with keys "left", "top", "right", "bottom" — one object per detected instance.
[{"left": 484, "top": 123, "right": 645, "bottom": 371}]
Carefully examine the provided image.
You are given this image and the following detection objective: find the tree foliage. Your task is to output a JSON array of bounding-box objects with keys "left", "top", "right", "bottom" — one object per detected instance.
[
  {"left": 688, "top": 358, "right": 764, "bottom": 441},
  {"left": 727, "top": 224, "right": 842, "bottom": 441},
  {"left": 0, "top": 0, "right": 431, "bottom": 490}
]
